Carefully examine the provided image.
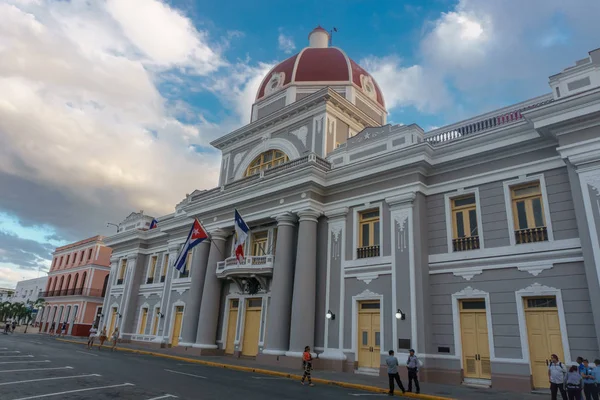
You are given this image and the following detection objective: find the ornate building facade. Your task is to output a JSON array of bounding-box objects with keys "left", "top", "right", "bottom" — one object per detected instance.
[
  {"left": 101, "top": 28, "right": 600, "bottom": 392},
  {"left": 39, "top": 235, "right": 111, "bottom": 336}
]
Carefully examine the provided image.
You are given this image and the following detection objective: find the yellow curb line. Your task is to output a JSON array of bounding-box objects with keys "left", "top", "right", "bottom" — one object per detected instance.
[{"left": 56, "top": 338, "right": 455, "bottom": 400}]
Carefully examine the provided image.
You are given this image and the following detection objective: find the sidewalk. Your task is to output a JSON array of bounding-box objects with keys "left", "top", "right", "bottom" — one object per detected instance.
[{"left": 55, "top": 336, "right": 539, "bottom": 400}]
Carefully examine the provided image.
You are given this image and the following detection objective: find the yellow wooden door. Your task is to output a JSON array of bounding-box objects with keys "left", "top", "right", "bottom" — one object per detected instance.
[
  {"left": 357, "top": 301, "right": 381, "bottom": 369},
  {"left": 139, "top": 308, "right": 148, "bottom": 334},
  {"left": 225, "top": 300, "right": 239, "bottom": 354},
  {"left": 241, "top": 299, "right": 261, "bottom": 356},
  {"left": 171, "top": 306, "right": 184, "bottom": 347},
  {"left": 108, "top": 308, "right": 117, "bottom": 337},
  {"left": 460, "top": 300, "right": 491, "bottom": 379},
  {"left": 357, "top": 313, "right": 371, "bottom": 368},
  {"left": 525, "top": 297, "right": 564, "bottom": 389},
  {"left": 151, "top": 313, "right": 159, "bottom": 336},
  {"left": 371, "top": 313, "right": 381, "bottom": 368}
]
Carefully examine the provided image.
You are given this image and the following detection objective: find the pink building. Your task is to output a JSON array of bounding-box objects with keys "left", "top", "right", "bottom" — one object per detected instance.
[{"left": 39, "top": 235, "right": 112, "bottom": 336}]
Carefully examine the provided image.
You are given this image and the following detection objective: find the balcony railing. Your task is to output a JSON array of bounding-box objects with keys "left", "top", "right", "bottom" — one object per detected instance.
[
  {"left": 356, "top": 246, "right": 380, "bottom": 259},
  {"left": 452, "top": 236, "right": 480, "bottom": 252},
  {"left": 424, "top": 98, "right": 554, "bottom": 145},
  {"left": 160, "top": 276, "right": 166, "bottom": 283},
  {"left": 40, "top": 288, "right": 104, "bottom": 298},
  {"left": 216, "top": 255, "right": 275, "bottom": 278},
  {"left": 146, "top": 277, "right": 154, "bottom": 284},
  {"left": 515, "top": 227, "right": 548, "bottom": 244},
  {"left": 116, "top": 278, "right": 124, "bottom": 285}
]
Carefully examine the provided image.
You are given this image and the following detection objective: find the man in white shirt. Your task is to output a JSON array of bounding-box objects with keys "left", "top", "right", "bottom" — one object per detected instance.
[{"left": 548, "top": 353, "right": 567, "bottom": 400}]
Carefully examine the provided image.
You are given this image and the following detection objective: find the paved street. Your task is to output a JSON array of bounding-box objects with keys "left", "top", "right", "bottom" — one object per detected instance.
[{"left": 0, "top": 334, "right": 393, "bottom": 400}]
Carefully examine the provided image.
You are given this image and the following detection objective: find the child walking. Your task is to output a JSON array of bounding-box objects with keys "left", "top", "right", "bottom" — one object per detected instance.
[{"left": 301, "top": 346, "right": 315, "bottom": 387}]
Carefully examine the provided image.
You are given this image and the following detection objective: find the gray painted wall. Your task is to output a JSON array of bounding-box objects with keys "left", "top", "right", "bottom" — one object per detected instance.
[
  {"left": 479, "top": 180, "right": 511, "bottom": 248},
  {"left": 545, "top": 167, "right": 579, "bottom": 240},
  {"left": 428, "top": 262, "right": 598, "bottom": 362}
]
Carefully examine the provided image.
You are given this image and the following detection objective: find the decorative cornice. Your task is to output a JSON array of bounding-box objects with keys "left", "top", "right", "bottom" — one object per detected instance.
[
  {"left": 325, "top": 207, "right": 349, "bottom": 220},
  {"left": 355, "top": 288, "right": 382, "bottom": 298},
  {"left": 517, "top": 263, "right": 552, "bottom": 277},
  {"left": 356, "top": 273, "right": 379, "bottom": 285},
  {"left": 385, "top": 192, "right": 416, "bottom": 209},
  {"left": 453, "top": 286, "right": 487, "bottom": 297},
  {"left": 452, "top": 269, "right": 483, "bottom": 281},
  {"left": 517, "top": 282, "right": 558, "bottom": 295}
]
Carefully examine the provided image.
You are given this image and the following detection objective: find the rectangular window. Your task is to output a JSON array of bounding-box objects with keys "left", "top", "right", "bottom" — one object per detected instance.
[
  {"left": 451, "top": 195, "right": 480, "bottom": 252},
  {"left": 147, "top": 256, "right": 157, "bottom": 284},
  {"left": 460, "top": 300, "right": 486, "bottom": 310},
  {"left": 88, "top": 248, "right": 93, "bottom": 260},
  {"left": 117, "top": 260, "right": 127, "bottom": 285},
  {"left": 251, "top": 231, "right": 268, "bottom": 256},
  {"left": 360, "top": 302, "right": 380, "bottom": 310},
  {"left": 357, "top": 209, "right": 380, "bottom": 259},
  {"left": 510, "top": 182, "right": 548, "bottom": 244},
  {"left": 526, "top": 297, "right": 557, "bottom": 308},
  {"left": 247, "top": 298, "right": 262, "bottom": 308},
  {"left": 66, "top": 254, "right": 71, "bottom": 265},
  {"left": 161, "top": 254, "right": 169, "bottom": 283}
]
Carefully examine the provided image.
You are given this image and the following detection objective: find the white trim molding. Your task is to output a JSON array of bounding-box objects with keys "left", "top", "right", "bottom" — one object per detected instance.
[
  {"left": 351, "top": 289, "right": 385, "bottom": 359},
  {"left": 444, "top": 187, "right": 485, "bottom": 253},
  {"left": 136, "top": 303, "right": 150, "bottom": 335},
  {"left": 451, "top": 286, "right": 498, "bottom": 367},
  {"left": 503, "top": 173, "right": 555, "bottom": 247},
  {"left": 233, "top": 138, "right": 302, "bottom": 180},
  {"left": 515, "top": 283, "right": 572, "bottom": 366}
]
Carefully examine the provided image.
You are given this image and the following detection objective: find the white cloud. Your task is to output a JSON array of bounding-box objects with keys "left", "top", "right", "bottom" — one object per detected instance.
[
  {"left": 361, "top": 56, "right": 451, "bottom": 113},
  {"left": 106, "top": 0, "right": 225, "bottom": 73},
  {"left": 278, "top": 31, "right": 296, "bottom": 54},
  {"left": 0, "top": 1, "right": 222, "bottom": 223},
  {"left": 0, "top": 265, "right": 41, "bottom": 288}
]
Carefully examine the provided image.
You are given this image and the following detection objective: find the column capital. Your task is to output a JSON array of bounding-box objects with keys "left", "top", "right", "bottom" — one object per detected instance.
[
  {"left": 273, "top": 212, "right": 298, "bottom": 227},
  {"left": 210, "top": 229, "right": 228, "bottom": 242},
  {"left": 125, "top": 254, "right": 138, "bottom": 262},
  {"left": 324, "top": 207, "right": 348, "bottom": 220},
  {"left": 296, "top": 209, "right": 321, "bottom": 223},
  {"left": 167, "top": 242, "right": 181, "bottom": 253},
  {"left": 385, "top": 192, "right": 416, "bottom": 209},
  {"left": 109, "top": 256, "right": 121, "bottom": 264}
]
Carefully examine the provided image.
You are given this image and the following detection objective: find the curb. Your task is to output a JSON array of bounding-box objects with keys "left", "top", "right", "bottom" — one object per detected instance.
[{"left": 56, "top": 338, "right": 455, "bottom": 400}]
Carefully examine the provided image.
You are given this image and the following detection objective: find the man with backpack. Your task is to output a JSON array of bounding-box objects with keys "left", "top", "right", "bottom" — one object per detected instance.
[{"left": 548, "top": 354, "right": 567, "bottom": 400}]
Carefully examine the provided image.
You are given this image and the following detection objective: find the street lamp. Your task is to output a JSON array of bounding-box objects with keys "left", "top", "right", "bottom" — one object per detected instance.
[
  {"left": 326, "top": 310, "right": 335, "bottom": 320},
  {"left": 395, "top": 309, "right": 406, "bottom": 320},
  {"left": 106, "top": 222, "right": 119, "bottom": 232}
]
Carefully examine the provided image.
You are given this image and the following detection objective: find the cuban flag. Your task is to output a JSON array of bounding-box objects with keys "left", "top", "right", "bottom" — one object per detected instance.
[
  {"left": 149, "top": 219, "right": 158, "bottom": 230},
  {"left": 233, "top": 209, "right": 249, "bottom": 263},
  {"left": 173, "top": 218, "right": 209, "bottom": 272}
]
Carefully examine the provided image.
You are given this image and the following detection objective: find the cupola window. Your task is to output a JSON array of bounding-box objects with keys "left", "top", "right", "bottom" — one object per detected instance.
[{"left": 245, "top": 150, "right": 289, "bottom": 176}]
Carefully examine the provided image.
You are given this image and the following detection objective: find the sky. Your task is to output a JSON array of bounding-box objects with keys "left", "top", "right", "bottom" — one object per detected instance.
[{"left": 0, "top": 0, "right": 599, "bottom": 287}]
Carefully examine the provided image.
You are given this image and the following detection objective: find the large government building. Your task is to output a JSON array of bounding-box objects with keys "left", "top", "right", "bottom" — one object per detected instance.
[{"left": 101, "top": 28, "right": 600, "bottom": 392}]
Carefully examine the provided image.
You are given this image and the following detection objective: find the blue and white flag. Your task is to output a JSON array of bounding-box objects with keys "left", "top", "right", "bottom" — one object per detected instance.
[
  {"left": 149, "top": 219, "right": 158, "bottom": 230},
  {"left": 173, "top": 219, "right": 209, "bottom": 272},
  {"left": 233, "top": 209, "right": 249, "bottom": 263}
]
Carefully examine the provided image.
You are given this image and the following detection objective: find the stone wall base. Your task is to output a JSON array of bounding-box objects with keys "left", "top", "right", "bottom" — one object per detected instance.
[{"left": 491, "top": 372, "right": 532, "bottom": 392}]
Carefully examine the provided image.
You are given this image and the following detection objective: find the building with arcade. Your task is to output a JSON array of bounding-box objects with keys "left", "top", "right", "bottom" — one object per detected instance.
[{"left": 100, "top": 28, "right": 600, "bottom": 393}]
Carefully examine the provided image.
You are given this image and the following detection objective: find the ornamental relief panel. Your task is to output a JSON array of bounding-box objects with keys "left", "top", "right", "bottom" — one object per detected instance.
[
  {"left": 330, "top": 223, "right": 343, "bottom": 260},
  {"left": 393, "top": 209, "right": 410, "bottom": 252}
]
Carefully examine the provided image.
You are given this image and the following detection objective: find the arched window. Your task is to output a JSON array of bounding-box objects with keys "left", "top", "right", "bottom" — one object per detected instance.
[
  {"left": 65, "top": 275, "right": 71, "bottom": 293},
  {"left": 101, "top": 275, "right": 109, "bottom": 297},
  {"left": 245, "top": 150, "right": 289, "bottom": 176},
  {"left": 73, "top": 273, "right": 79, "bottom": 290},
  {"left": 81, "top": 271, "right": 87, "bottom": 289}
]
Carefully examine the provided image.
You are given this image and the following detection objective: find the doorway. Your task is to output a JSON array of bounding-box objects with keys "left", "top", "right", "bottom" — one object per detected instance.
[
  {"left": 171, "top": 306, "right": 184, "bottom": 347},
  {"left": 225, "top": 299, "right": 239, "bottom": 354},
  {"left": 357, "top": 300, "right": 381, "bottom": 369},
  {"left": 524, "top": 296, "right": 564, "bottom": 389},
  {"left": 241, "top": 298, "right": 262, "bottom": 357},
  {"left": 459, "top": 299, "right": 491, "bottom": 381}
]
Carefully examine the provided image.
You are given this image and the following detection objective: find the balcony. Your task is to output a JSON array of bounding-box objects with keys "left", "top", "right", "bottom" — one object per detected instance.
[
  {"left": 452, "top": 236, "right": 480, "bottom": 252},
  {"left": 146, "top": 277, "right": 154, "bottom": 284},
  {"left": 515, "top": 227, "right": 548, "bottom": 244},
  {"left": 356, "top": 246, "right": 380, "bottom": 259},
  {"left": 40, "top": 288, "right": 104, "bottom": 298},
  {"left": 216, "top": 255, "right": 274, "bottom": 279}
]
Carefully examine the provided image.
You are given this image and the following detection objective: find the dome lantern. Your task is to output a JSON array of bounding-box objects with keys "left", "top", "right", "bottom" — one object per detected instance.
[{"left": 308, "top": 26, "right": 329, "bottom": 48}]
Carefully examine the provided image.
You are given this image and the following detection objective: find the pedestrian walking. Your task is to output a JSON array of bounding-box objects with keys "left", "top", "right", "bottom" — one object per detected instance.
[
  {"left": 385, "top": 350, "right": 406, "bottom": 396},
  {"left": 111, "top": 327, "right": 119, "bottom": 351},
  {"left": 98, "top": 327, "right": 108, "bottom": 349},
  {"left": 87, "top": 325, "right": 98, "bottom": 349},
  {"left": 406, "top": 349, "right": 420, "bottom": 394},
  {"left": 60, "top": 322, "right": 67, "bottom": 337},
  {"left": 548, "top": 354, "right": 568, "bottom": 400},
  {"left": 11, "top": 321, "right": 16, "bottom": 333},
  {"left": 49, "top": 321, "right": 56, "bottom": 336},
  {"left": 566, "top": 365, "right": 583, "bottom": 400},
  {"left": 581, "top": 359, "right": 599, "bottom": 400},
  {"left": 301, "top": 345, "right": 315, "bottom": 386}
]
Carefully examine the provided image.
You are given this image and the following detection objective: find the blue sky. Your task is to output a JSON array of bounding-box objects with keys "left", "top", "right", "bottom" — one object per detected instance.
[{"left": 0, "top": 0, "right": 599, "bottom": 287}]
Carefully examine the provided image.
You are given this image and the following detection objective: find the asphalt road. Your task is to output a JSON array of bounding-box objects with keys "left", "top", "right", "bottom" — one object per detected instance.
[{"left": 0, "top": 333, "right": 385, "bottom": 400}]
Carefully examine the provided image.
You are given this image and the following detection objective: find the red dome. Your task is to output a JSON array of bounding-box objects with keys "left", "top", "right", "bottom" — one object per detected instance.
[{"left": 255, "top": 46, "right": 385, "bottom": 108}]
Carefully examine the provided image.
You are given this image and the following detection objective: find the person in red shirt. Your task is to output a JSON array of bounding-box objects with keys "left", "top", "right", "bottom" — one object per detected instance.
[{"left": 301, "top": 346, "right": 315, "bottom": 386}]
